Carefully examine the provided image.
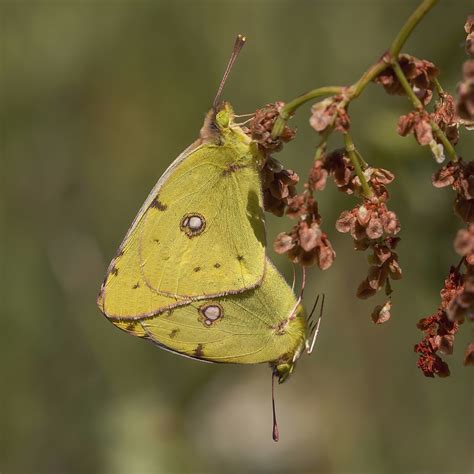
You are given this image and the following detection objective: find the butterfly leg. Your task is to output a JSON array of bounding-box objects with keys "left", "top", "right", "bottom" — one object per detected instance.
[{"left": 306, "top": 294, "right": 325, "bottom": 354}]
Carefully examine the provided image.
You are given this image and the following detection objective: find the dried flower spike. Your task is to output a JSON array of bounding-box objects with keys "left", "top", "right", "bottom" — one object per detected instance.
[
  {"left": 309, "top": 96, "right": 350, "bottom": 135},
  {"left": 246, "top": 102, "right": 296, "bottom": 155},
  {"left": 274, "top": 193, "right": 335, "bottom": 270},
  {"left": 375, "top": 54, "right": 439, "bottom": 105}
]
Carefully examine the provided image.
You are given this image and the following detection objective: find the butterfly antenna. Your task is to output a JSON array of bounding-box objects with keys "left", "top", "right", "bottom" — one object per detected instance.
[
  {"left": 213, "top": 34, "right": 246, "bottom": 110},
  {"left": 307, "top": 294, "right": 325, "bottom": 355},
  {"left": 271, "top": 372, "right": 279, "bottom": 442}
]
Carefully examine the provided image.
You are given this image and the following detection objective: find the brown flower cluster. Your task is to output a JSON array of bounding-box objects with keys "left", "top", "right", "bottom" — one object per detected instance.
[
  {"left": 246, "top": 102, "right": 296, "bottom": 154},
  {"left": 465, "top": 15, "right": 474, "bottom": 57},
  {"left": 414, "top": 268, "right": 463, "bottom": 378},
  {"left": 432, "top": 159, "right": 474, "bottom": 223},
  {"left": 307, "top": 149, "right": 394, "bottom": 198},
  {"left": 309, "top": 96, "right": 350, "bottom": 135},
  {"left": 274, "top": 193, "right": 335, "bottom": 269},
  {"left": 457, "top": 16, "right": 474, "bottom": 122},
  {"left": 432, "top": 93, "right": 459, "bottom": 144},
  {"left": 397, "top": 110, "right": 433, "bottom": 145},
  {"left": 245, "top": 103, "right": 299, "bottom": 216},
  {"left": 261, "top": 157, "right": 299, "bottom": 217},
  {"left": 397, "top": 94, "right": 459, "bottom": 161},
  {"left": 375, "top": 54, "right": 439, "bottom": 105},
  {"left": 446, "top": 226, "right": 474, "bottom": 322},
  {"left": 415, "top": 223, "right": 474, "bottom": 376},
  {"left": 336, "top": 199, "right": 401, "bottom": 306}
]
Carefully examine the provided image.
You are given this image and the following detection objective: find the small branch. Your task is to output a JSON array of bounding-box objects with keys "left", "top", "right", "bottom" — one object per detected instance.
[
  {"left": 271, "top": 0, "right": 438, "bottom": 138},
  {"left": 430, "top": 120, "right": 459, "bottom": 162},
  {"left": 272, "top": 87, "right": 343, "bottom": 138},
  {"left": 392, "top": 59, "right": 458, "bottom": 162},
  {"left": 314, "top": 127, "right": 333, "bottom": 161},
  {"left": 343, "top": 133, "right": 373, "bottom": 199},
  {"left": 348, "top": 59, "right": 387, "bottom": 100},
  {"left": 433, "top": 77, "right": 444, "bottom": 96},
  {"left": 389, "top": 0, "right": 439, "bottom": 58},
  {"left": 391, "top": 60, "right": 424, "bottom": 110}
]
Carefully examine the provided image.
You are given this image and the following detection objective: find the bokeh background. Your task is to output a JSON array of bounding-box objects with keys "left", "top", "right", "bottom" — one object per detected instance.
[{"left": 2, "top": 1, "right": 473, "bottom": 472}]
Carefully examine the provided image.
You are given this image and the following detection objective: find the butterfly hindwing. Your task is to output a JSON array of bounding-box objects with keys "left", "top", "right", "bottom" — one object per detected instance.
[{"left": 112, "top": 260, "right": 307, "bottom": 365}]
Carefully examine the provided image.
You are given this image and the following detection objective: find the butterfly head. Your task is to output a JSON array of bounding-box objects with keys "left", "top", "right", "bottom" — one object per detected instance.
[
  {"left": 271, "top": 304, "right": 308, "bottom": 384},
  {"left": 272, "top": 343, "right": 306, "bottom": 383},
  {"left": 214, "top": 101, "right": 235, "bottom": 129},
  {"left": 271, "top": 294, "right": 324, "bottom": 383}
]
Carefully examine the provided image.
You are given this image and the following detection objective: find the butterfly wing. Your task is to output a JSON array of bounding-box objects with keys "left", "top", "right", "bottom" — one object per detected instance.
[
  {"left": 110, "top": 259, "right": 307, "bottom": 365},
  {"left": 98, "top": 139, "right": 266, "bottom": 318}
]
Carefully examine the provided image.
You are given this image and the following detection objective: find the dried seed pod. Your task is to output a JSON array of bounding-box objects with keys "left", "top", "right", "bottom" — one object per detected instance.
[
  {"left": 371, "top": 300, "right": 392, "bottom": 324},
  {"left": 375, "top": 54, "right": 439, "bottom": 105}
]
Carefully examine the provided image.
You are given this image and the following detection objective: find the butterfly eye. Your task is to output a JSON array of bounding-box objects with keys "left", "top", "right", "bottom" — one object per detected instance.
[
  {"left": 180, "top": 213, "right": 206, "bottom": 238},
  {"left": 199, "top": 303, "right": 224, "bottom": 327}
]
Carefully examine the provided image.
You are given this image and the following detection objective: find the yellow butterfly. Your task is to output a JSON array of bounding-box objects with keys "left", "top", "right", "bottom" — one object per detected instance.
[{"left": 97, "top": 35, "right": 322, "bottom": 440}]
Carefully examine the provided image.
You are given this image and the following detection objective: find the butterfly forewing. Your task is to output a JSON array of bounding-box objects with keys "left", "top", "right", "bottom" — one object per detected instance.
[
  {"left": 139, "top": 144, "right": 265, "bottom": 299},
  {"left": 99, "top": 141, "right": 266, "bottom": 318}
]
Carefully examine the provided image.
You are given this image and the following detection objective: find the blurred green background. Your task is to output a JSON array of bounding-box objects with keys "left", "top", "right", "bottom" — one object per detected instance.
[{"left": 2, "top": 1, "right": 473, "bottom": 473}]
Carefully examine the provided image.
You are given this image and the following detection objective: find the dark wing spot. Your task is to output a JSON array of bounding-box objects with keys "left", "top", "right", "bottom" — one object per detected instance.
[
  {"left": 237, "top": 255, "right": 244, "bottom": 261},
  {"left": 169, "top": 328, "right": 180, "bottom": 339},
  {"left": 150, "top": 197, "right": 168, "bottom": 211},
  {"left": 126, "top": 322, "right": 137, "bottom": 331},
  {"left": 132, "top": 282, "right": 140, "bottom": 289},
  {"left": 153, "top": 239, "right": 160, "bottom": 244},
  {"left": 194, "top": 344, "right": 204, "bottom": 357},
  {"left": 222, "top": 163, "right": 248, "bottom": 176},
  {"left": 214, "top": 263, "right": 221, "bottom": 268},
  {"left": 193, "top": 267, "right": 201, "bottom": 272},
  {"left": 111, "top": 266, "right": 119, "bottom": 276}
]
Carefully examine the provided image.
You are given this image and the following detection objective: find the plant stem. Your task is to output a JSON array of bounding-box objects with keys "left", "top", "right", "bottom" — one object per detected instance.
[
  {"left": 391, "top": 60, "right": 424, "bottom": 110},
  {"left": 347, "top": 60, "right": 387, "bottom": 100},
  {"left": 271, "top": 0, "right": 438, "bottom": 138},
  {"left": 314, "top": 126, "right": 333, "bottom": 161},
  {"left": 272, "top": 87, "right": 343, "bottom": 138},
  {"left": 343, "top": 133, "right": 373, "bottom": 199},
  {"left": 389, "top": 0, "right": 439, "bottom": 57},
  {"left": 433, "top": 77, "right": 444, "bottom": 95},
  {"left": 430, "top": 121, "right": 458, "bottom": 162},
  {"left": 392, "top": 59, "right": 458, "bottom": 162}
]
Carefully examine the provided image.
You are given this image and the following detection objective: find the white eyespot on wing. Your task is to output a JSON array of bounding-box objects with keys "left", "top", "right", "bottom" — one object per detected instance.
[
  {"left": 180, "top": 213, "right": 206, "bottom": 238},
  {"left": 198, "top": 303, "right": 224, "bottom": 327},
  {"left": 204, "top": 305, "right": 221, "bottom": 320},
  {"left": 188, "top": 216, "right": 203, "bottom": 230}
]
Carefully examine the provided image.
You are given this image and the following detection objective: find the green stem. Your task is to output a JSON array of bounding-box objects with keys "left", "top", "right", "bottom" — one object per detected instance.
[
  {"left": 271, "top": 0, "right": 438, "bottom": 138},
  {"left": 433, "top": 77, "right": 444, "bottom": 96},
  {"left": 430, "top": 120, "right": 458, "bottom": 162},
  {"left": 389, "top": 0, "right": 439, "bottom": 57},
  {"left": 391, "top": 60, "right": 423, "bottom": 109},
  {"left": 344, "top": 133, "right": 373, "bottom": 199},
  {"left": 392, "top": 59, "right": 458, "bottom": 162},
  {"left": 355, "top": 149, "right": 369, "bottom": 169},
  {"left": 272, "top": 87, "right": 343, "bottom": 138},
  {"left": 314, "top": 126, "right": 333, "bottom": 161},
  {"left": 348, "top": 60, "right": 387, "bottom": 100}
]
